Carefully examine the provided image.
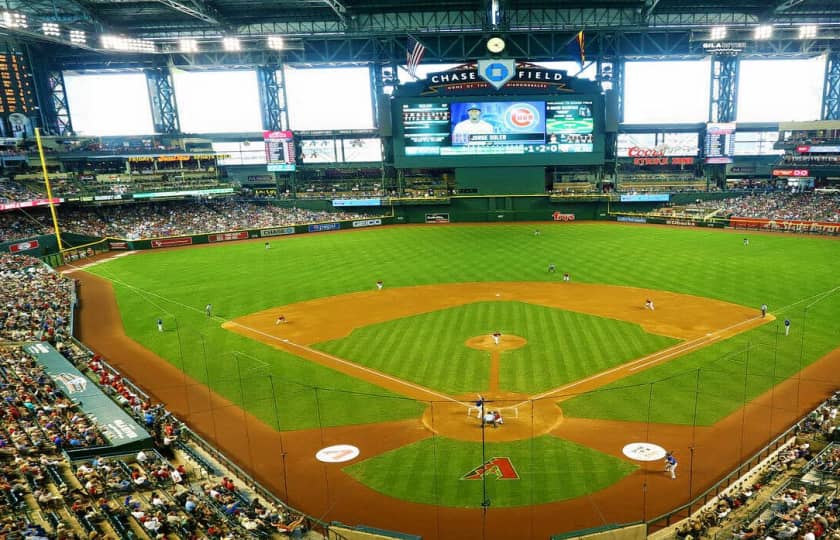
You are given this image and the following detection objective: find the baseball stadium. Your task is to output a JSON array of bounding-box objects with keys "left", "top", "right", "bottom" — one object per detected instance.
[{"left": 1, "top": 1, "right": 840, "bottom": 539}]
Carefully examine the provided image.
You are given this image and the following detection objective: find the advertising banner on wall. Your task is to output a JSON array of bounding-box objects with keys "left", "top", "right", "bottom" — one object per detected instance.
[
  {"left": 208, "top": 231, "right": 249, "bottom": 243},
  {"left": 308, "top": 222, "right": 341, "bottom": 233},
  {"left": 352, "top": 219, "right": 383, "bottom": 228},
  {"left": 8, "top": 239, "right": 38, "bottom": 253},
  {"left": 730, "top": 217, "right": 840, "bottom": 235},
  {"left": 425, "top": 213, "right": 450, "bottom": 223},
  {"left": 151, "top": 237, "right": 193, "bottom": 249},
  {"left": 620, "top": 194, "right": 670, "bottom": 202},
  {"left": 260, "top": 227, "right": 295, "bottom": 237}
]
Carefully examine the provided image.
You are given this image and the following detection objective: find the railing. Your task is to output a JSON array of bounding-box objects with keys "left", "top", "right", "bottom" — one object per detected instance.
[{"left": 646, "top": 397, "right": 838, "bottom": 533}]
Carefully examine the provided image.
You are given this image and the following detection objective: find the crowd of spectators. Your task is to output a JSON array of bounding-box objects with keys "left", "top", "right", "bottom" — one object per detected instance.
[
  {"left": 0, "top": 199, "right": 379, "bottom": 243},
  {"left": 0, "top": 254, "right": 74, "bottom": 342},
  {"left": 0, "top": 253, "right": 313, "bottom": 538},
  {"left": 690, "top": 192, "right": 840, "bottom": 223},
  {"left": 0, "top": 180, "right": 43, "bottom": 203},
  {"left": 0, "top": 347, "right": 109, "bottom": 453}
]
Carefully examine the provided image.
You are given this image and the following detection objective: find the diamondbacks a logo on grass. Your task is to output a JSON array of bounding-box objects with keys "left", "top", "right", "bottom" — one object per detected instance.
[{"left": 461, "top": 457, "right": 519, "bottom": 480}]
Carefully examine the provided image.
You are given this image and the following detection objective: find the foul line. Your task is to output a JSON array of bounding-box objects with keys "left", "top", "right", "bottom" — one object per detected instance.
[
  {"left": 527, "top": 314, "right": 769, "bottom": 403},
  {"left": 224, "top": 320, "right": 465, "bottom": 406},
  {"left": 525, "top": 284, "right": 840, "bottom": 407},
  {"left": 71, "top": 266, "right": 840, "bottom": 415},
  {"left": 75, "top": 266, "right": 467, "bottom": 406}
]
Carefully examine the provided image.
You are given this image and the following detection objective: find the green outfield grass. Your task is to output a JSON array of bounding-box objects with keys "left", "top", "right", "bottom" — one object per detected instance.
[
  {"left": 343, "top": 435, "right": 638, "bottom": 508},
  {"left": 313, "top": 301, "right": 678, "bottom": 394},
  {"left": 88, "top": 222, "right": 840, "bottom": 432}
]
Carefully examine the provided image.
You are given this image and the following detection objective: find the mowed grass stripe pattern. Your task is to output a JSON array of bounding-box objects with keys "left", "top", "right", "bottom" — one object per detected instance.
[
  {"left": 562, "top": 293, "right": 840, "bottom": 425},
  {"left": 90, "top": 223, "right": 840, "bottom": 430},
  {"left": 343, "top": 435, "right": 638, "bottom": 508},
  {"left": 106, "top": 280, "right": 426, "bottom": 430},
  {"left": 313, "top": 301, "right": 677, "bottom": 394}
]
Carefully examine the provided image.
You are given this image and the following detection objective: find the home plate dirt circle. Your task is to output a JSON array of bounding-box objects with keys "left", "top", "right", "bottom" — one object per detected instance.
[
  {"left": 421, "top": 393, "right": 565, "bottom": 442},
  {"left": 422, "top": 333, "right": 565, "bottom": 442}
]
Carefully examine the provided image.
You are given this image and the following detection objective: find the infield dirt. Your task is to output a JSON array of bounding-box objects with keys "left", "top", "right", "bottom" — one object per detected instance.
[{"left": 72, "top": 269, "right": 840, "bottom": 540}]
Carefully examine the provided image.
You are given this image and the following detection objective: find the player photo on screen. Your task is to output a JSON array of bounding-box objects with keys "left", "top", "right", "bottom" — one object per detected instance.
[{"left": 450, "top": 101, "right": 546, "bottom": 146}]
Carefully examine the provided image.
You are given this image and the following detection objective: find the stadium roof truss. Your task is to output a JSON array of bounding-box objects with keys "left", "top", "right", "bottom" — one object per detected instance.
[{"left": 5, "top": 0, "right": 840, "bottom": 67}]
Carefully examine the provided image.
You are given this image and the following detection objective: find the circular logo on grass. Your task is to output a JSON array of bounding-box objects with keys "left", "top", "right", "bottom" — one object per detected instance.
[
  {"left": 622, "top": 443, "right": 666, "bottom": 462},
  {"left": 316, "top": 444, "right": 360, "bottom": 463}
]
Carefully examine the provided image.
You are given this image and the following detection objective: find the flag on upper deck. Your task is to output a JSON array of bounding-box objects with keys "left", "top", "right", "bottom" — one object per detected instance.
[
  {"left": 576, "top": 31, "right": 585, "bottom": 67},
  {"left": 407, "top": 35, "right": 426, "bottom": 80}
]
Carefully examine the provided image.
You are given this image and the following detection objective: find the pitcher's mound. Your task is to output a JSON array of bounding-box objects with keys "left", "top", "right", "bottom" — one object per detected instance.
[{"left": 465, "top": 334, "right": 527, "bottom": 352}]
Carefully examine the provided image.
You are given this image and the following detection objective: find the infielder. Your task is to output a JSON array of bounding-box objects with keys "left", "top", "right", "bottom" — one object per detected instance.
[{"left": 664, "top": 452, "right": 677, "bottom": 479}]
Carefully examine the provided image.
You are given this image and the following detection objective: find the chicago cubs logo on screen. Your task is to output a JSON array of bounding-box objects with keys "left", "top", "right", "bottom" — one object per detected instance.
[{"left": 503, "top": 103, "right": 541, "bottom": 132}]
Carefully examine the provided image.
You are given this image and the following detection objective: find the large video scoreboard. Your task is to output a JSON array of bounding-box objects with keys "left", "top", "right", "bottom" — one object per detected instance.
[{"left": 393, "top": 95, "right": 604, "bottom": 168}]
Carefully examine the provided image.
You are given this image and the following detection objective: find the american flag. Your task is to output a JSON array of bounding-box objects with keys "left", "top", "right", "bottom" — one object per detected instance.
[{"left": 406, "top": 35, "right": 426, "bottom": 80}]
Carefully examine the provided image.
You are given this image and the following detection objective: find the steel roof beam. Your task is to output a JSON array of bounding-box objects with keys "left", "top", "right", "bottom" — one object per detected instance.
[
  {"left": 321, "top": 0, "right": 347, "bottom": 24},
  {"left": 775, "top": 0, "right": 807, "bottom": 13},
  {"left": 154, "top": 0, "right": 225, "bottom": 26},
  {"left": 644, "top": 0, "right": 661, "bottom": 20}
]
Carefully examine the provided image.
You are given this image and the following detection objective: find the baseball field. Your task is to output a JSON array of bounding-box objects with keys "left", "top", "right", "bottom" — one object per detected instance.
[{"left": 71, "top": 222, "right": 840, "bottom": 539}]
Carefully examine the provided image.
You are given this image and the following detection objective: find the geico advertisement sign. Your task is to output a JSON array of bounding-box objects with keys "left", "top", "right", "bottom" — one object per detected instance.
[{"left": 352, "top": 219, "right": 383, "bottom": 228}]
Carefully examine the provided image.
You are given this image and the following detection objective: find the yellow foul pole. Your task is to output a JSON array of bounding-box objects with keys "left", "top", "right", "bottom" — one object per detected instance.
[{"left": 34, "top": 127, "right": 64, "bottom": 251}]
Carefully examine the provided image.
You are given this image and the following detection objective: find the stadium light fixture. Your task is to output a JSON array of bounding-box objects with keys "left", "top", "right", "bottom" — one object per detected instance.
[
  {"left": 179, "top": 39, "right": 199, "bottom": 53},
  {"left": 1, "top": 12, "right": 28, "bottom": 29},
  {"left": 101, "top": 35, "right": 156, "bottom": 53},
  {"left": 70, "top": 30, "right": 86, "bottom": 45},
  {"left": 754, "top": 25, "right": 773, "bottom": 40},
  {"left": 42, "top": 22, "right": 61, "bottom": 37},
  {"left": 223, "top": 37, "right": 241, "bottom": 51},
  {"left": 799, "top": 25, "right": 817, "bottom": 39},
  {"left": 267, "top": 36, "right": 284, "bottom": 50},
  {"left": 710, "top": 26, "right": 727, "bottom": 41}
]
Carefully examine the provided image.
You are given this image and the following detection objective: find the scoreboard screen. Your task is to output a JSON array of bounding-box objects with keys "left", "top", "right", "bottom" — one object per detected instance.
[
  {"left": 263, "top": 130, "right": 296, "bottom": 172},
  {"left": 0, "top": 52, "right": 35, "bottom": 116},
  {"left": 705, "top": 123, "right": 736, "bottom": 164},
  {"left": 394, "top": 96, "right": 603, "bottom": 167}
]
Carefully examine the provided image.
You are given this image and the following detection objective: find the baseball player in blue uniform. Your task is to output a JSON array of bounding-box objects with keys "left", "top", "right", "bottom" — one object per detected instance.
[{"left": 665, "top": 452, "right": 677, "bottom": 479}]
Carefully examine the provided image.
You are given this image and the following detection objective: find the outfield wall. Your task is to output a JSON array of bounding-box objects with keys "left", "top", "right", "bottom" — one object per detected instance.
[{"left": 8, "top": 193, "right": 838, "bottom": 265}]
